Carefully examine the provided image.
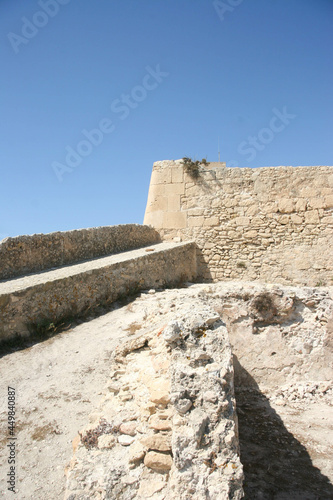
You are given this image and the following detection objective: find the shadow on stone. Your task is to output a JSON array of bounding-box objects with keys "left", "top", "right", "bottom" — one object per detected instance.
[
  {"left": 233, "top": 356, "right": 333, "bottom": 499},
  {"left": 195, "top": 246, "right": 213, "bottom": 282}
]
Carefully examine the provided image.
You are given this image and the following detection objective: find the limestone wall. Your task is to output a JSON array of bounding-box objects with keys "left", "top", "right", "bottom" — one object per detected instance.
[
  {"left": 0, "top": 241, "right": 196, "bottom": 341},
  {"left": 144, "top": 160, "right": 333, "bottom": 285},
  {"left": 0, "top": 224, "right": 161, "bottom": 280}
]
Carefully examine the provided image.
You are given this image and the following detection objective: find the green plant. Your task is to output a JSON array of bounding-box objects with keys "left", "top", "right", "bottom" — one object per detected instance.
[
  {"left": 315, "top": 280, "right": 325, "bottom": 287},
  {"left": 182, "top": 157, "right": 210, "bottom": 179},
  {"left": 237, "top": 261, "right": 246, "bottom": 269}
]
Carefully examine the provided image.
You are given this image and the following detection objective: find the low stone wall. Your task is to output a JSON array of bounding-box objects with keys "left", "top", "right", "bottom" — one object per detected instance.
[
  {"left": 0, "top": 241, "right": 196, "bottom": 342},
  {"left": 0, "top": 224, "right": 161, "bottom": 280},
  {"left": 144, "top": 160, "right": 333, "bottom": 286}
]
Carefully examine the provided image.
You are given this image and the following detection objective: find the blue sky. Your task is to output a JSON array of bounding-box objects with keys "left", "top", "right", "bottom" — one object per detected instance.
[{"left": 1, "top": 0, "right": 332, "bottom": 238}]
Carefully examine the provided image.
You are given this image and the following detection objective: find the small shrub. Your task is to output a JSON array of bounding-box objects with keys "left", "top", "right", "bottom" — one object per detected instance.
[
  {"left": 80, "top": 419, "right": 118, "bottom": 450},
  {"left": 182, "top": 157, "right": 210, "bottom": 179},
  {"left": 237, "top": 261, "right": 246, "bottom": 269},
  {"left": 252, "top": 293, "right": 278, "bottom": 319}
]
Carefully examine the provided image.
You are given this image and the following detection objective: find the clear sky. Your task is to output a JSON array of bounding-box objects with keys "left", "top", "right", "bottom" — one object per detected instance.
[{"left": 1, "top": 0, "right": 332, "bottom": 239}]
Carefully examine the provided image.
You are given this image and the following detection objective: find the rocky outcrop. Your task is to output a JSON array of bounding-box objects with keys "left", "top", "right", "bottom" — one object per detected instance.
[
  {"left": 64, "top": 282, "right": 333, "bottom": 499},
  {"left": 64, "top": 303, "right": 244, "bottom": 499}
]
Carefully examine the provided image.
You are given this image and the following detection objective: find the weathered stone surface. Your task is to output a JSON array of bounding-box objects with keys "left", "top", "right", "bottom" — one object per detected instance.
[
  {"left": 144, "top": 451, "right": 173, "bottom": 471},
  {"left": 128, "top": 440, "right": 146, "bottom": 464},
  {"left": 98, "top": 434, "right": 116, "bottom": 449},
  {"left": 140, "top": 433, "right": 172, "bottom": 452},
  {"left": 65, "top": 297, "right": 245, "bottom": 499},
  {"left": 144, "top": 161, "right": 333, "bottom": 286},
  {"left": 0, "top": 241, "right": 197, "bottom": 342},
  {"left": 0, "top": 224, "right": 161, "bottom": 280},
  {"left": 148, "top": 414, "right": 172, "bottom": 431},
  {"left": 148, "top": 378, "right": 171, "bottom": 405},
  {"left": 137, "top": 479, "right": 166, "bottom": 497},
  {"left": 118, "top": 435, "right": 135, "bottom": 446},
  {"left": 119, "top": 421, "right": 137, "bottom": 436}
]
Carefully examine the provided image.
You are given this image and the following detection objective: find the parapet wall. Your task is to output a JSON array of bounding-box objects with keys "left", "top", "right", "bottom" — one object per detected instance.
[
  {"left": 0, "top": 241, "right": 196, "bottom": 341},
  {"left": 144, "top": 160, "right": 333, "bottom": 285},
  {"left": 0, "top": 224, "right": 161, "bottom": 280}
]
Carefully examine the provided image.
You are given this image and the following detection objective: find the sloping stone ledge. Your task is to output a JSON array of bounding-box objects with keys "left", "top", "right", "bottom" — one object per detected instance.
[
  {"left": 0, "top": 241, "right": 196, "bottom": 342},
  {"left": 0, "top": 224, "right": 161, "bottom": 280}
]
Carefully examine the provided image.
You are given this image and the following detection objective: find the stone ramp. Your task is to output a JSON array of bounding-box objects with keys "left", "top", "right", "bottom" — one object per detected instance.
[{"left": 0, "top": 241, "right": 196, "bottom": 342}]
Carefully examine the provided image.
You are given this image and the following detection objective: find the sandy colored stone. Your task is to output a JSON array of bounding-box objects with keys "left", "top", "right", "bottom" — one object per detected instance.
[
  {"left": 234, "top": 216, "right": 250, "bottom": 226},
  {"left": 163, "top": 212, "right": 187, "bottom": 229},
  {"left": 148, "top": 414, "right": 172, "bottom": 431},
  {"left": 137, "top": 479, "right": 166, "bottom": 498},
  {"left": 98, "top": 434, "right": 116, "bottom": 449},
  {"left": 188, "top": 216, "right": 204, "bottom": 227},
  {"left": 72, "top": 434, "right": 80, "bottom": 453},
  {"left": 291, "top": 214, "right": 303, "bottom": 224},
  {"left": 279, "top": 198, "right": 294, "bottom": 213},
  {"left": 119, "top": 421, "right": 137, "bottom": 436},
  {"left": 140, "top": 433, "right": 172, "bottom": 452},
  {"left": 203, "top": 216, "right": 219, "bottom": 226},
  {"left": 148, "top": 378, "right": 171, "bottom": 405},
  {"left": 304, "top": 209, "right": 320, "bottom": 224},
  {"left": 128, "top": 440, "right": 146, "bottom": 464},
  {"left": 118, "top": 435, "right": 135, "bottom": 446},
  {"left": 144, "top": 451, "right": 173, "bottom": 471},
  {"left": 171, "top": 166, "right": 184, "bottom": 184}
]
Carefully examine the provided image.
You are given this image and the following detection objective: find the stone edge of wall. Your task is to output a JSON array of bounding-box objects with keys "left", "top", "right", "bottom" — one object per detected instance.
[{"left": 0, "top": 224, "right": 161, "bottom": 281}]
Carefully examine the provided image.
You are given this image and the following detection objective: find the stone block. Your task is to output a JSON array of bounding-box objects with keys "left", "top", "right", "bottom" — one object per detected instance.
[
  {"left": 147, "top": 196, "right": 168, "bottom": 212},
  {"left": 144, "top": 451, "right": 172, "bottom": 471},
  {"left": 164, "top": 212, "right": 187, "bottom": 229},
  {"left": 324, "top": 195, "right": 333, "bottom": 208},
  {"left": 140, "top": 434, "right": 171, "bottom": 452},
  {"left": 308, "top": 198, "right": 325, "bottom": 209},
  {"left": 171, "top": 166, "right": 184, "bottom": 183},
  {"left": 151, "top": 168, "right": 172, "bottom": 185},
  {"left": 279, "top": 215, "right": 289, "bottom": 225},
  {"left": 188, "top": 216, "right": 204, "bottom": 227},
  {"left": 304, "top": 210, "right": 319, "bottom": 224},
  {"left": 300, "top": 187, "right": 319, "bottom": 198},
  {"left": 164, "top": 183, "right": 185, "bottom": 195},
  {"left": 246, "top": 205, "right": 259, "bottom": 216},
  {"left": 203, "top": 217, "right": 220, "bottom": 227},
  {"left": 278, "top": 198, "right": 295, "bottom": 213},
  {"left": 296, "top": 198, "right": 307, "bottom": 211},
  {"left": 291, "top": 214, "right": 303, "bottom": 225},
  {"left": 148, "top": 378, "right": 170, "bottom": 405},
  {"left": 321, "top": 216, "right": 333, "bottom": 224},
  {"left": 168, "top": 195, "right": 181, "bottom": 212},
  {"left": 143, "top": 211, "right": 164, "bottom": 228},
  {"left": 235, "top": 217, "right": 250, "bottom": 226},
  {"left": 244, "top": 230, "right": 258, "bottom": 238}
]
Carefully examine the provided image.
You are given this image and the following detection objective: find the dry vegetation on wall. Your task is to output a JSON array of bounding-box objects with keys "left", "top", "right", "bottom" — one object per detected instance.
[{"left": 182, "top": 157, "right": 209, "bottom": 179}]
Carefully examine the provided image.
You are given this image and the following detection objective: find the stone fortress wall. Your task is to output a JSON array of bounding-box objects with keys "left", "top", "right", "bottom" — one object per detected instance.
[
  {"left": 0, "top": 224, "right": 161, "bottom": 280},
  {"left": 144, "top": 160, "right": 333, "bottom": 286}
]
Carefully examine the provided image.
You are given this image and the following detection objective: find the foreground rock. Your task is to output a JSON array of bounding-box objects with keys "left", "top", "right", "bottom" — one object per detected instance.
[{"left": 64, "top": 303, "right": 244, "bottom": 499}]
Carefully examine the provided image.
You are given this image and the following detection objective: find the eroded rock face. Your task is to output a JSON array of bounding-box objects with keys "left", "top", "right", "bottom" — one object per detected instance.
[
  {"left": 64, "top": 282, "right": 333, "bottom": 499},
  {"left": 64, "top": 303, "right": 244, "bottom": 499}
]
